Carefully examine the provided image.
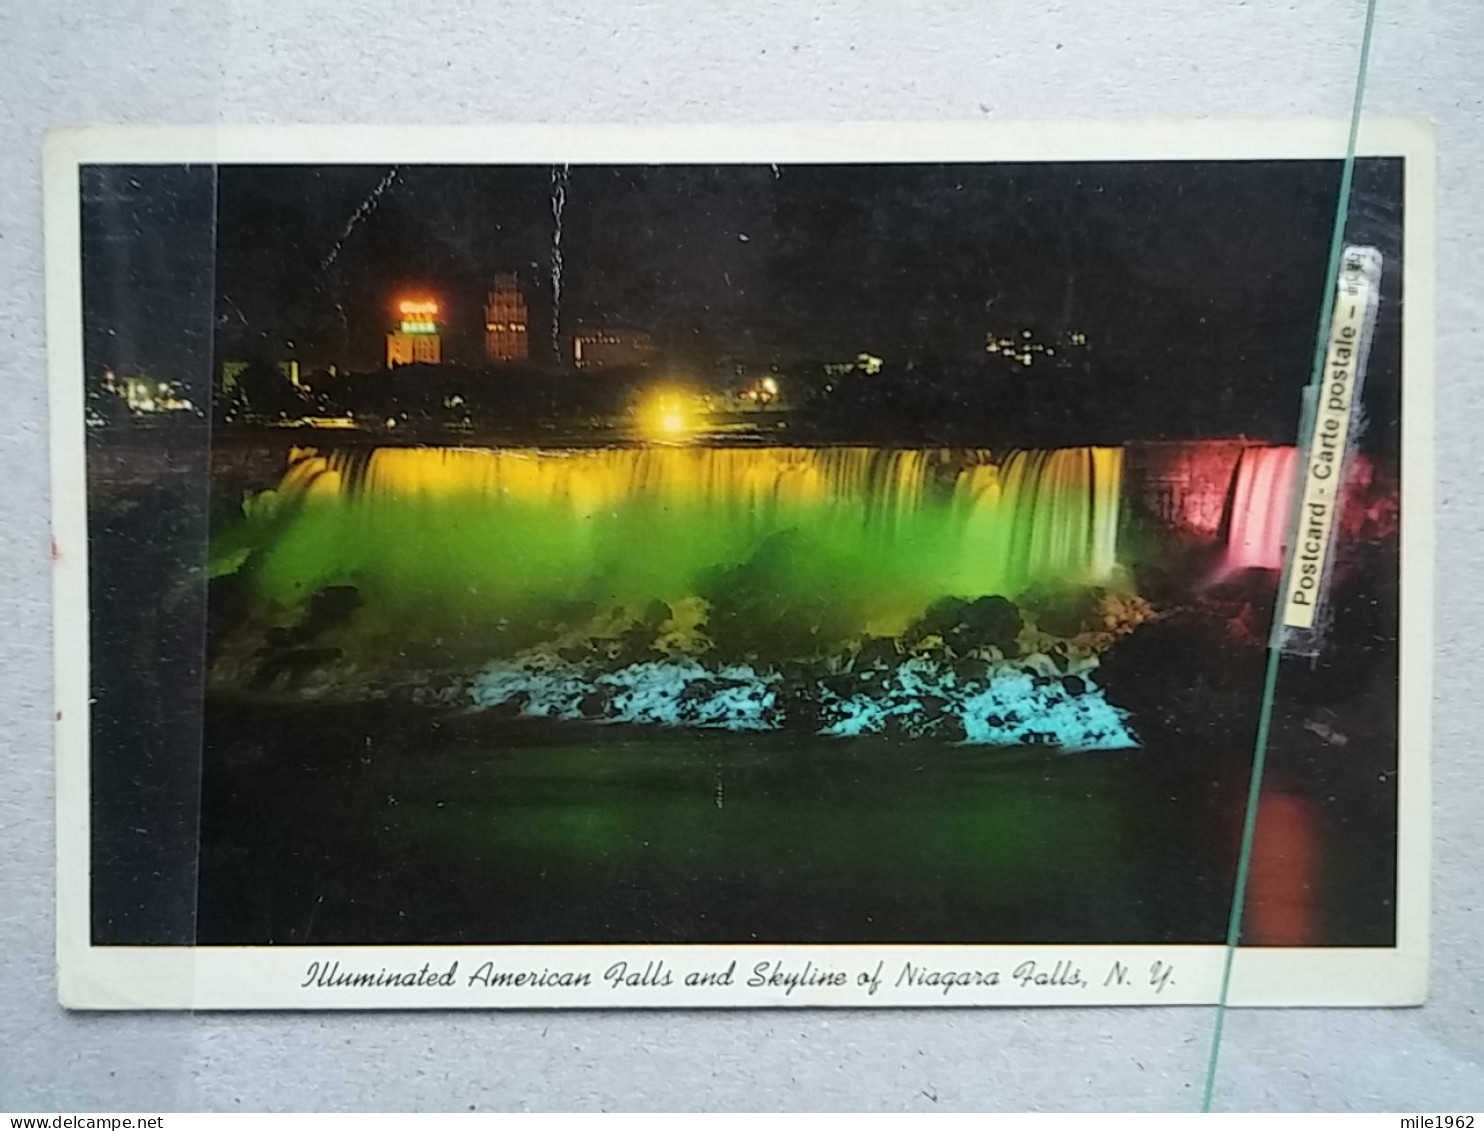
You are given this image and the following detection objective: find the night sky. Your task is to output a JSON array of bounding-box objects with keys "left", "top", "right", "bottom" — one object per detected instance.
[{"left": 82, "top": 157, "right": 1405, "bottom": 442}]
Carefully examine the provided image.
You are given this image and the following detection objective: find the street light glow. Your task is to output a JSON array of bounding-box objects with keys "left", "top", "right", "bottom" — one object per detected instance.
[{"left": 637, "top": 388, "right": 698, "bottom": 443}]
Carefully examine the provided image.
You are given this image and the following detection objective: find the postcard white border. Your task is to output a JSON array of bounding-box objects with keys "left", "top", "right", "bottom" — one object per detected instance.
[{"left": 46, "top": 119, "right": 1434, "bottom": 1011}]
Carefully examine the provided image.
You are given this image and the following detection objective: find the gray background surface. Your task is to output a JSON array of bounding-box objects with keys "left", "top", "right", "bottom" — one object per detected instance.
[{"left": 1, "top": 0, "right": 1480, "bottom": 1113}]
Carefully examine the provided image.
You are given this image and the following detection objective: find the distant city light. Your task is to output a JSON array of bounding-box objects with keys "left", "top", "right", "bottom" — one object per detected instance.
[
  {"left": 398, "top": 299, "right": 439, "bottom": 316},
  {"left": 102, "top": 369, "right": 196, "bottom": 415},
  {"left": 986, "top": 328, "right": 1090, "bottom": 360},
  {"left": 738, "top": 372, "right": 784, "bottom": 407},
  {"left": 823, "top": 352, "right": 886, "bottom": 377},
  {"left": 270, "top": 415, "right": 358, "bottom": 430}
]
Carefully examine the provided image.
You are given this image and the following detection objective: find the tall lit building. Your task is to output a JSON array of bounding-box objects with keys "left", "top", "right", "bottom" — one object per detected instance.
[
  {"left": 386, "top": 299, "right": 442, "bottom": 367},
  {"left": 573, "top": 329, "right": 656, "bottom": 371},
  {"left": 484, "top": 275, "right": 529, "bottom": 363}
]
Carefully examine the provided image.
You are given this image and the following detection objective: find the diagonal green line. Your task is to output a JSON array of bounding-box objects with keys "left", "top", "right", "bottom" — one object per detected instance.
[{"left": 1200, "top": 0, "right": 1381, "bottom": 1112}]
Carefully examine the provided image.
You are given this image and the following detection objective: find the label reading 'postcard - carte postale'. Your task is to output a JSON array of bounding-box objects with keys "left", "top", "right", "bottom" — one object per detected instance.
[{"left": 1282, "top": 245, "right": 1383, "bottom": 633}]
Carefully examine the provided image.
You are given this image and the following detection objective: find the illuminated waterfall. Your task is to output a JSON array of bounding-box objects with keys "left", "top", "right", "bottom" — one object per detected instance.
[
  {"left": 239, "top": 445, "right": 1124, "bottom": 636},
  {"left": 998, "top": 448, "right": 1123, "bottom": 585},
  {"left": 1224, "top": 446, "right": 1299, "bottom": 571}
]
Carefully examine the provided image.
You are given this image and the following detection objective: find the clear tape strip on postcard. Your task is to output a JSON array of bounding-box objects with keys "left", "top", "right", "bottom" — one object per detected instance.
[{"left": 1278, "top": 245, "right": 1384, "bottom": 656}]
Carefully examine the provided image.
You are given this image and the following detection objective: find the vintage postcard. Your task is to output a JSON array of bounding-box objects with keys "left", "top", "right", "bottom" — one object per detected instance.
[{"left": 47, "top": 121, "right": 1432, "bottom": 1009}]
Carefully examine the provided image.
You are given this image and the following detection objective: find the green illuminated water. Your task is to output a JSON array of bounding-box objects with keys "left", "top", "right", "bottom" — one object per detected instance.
[{"left": 216, "top": 445, "right": 1125, "bottom": 650}]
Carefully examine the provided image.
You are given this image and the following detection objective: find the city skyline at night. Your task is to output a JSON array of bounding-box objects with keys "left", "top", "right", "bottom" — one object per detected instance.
[{"left": 81, "top": 157, "right": 1404, "bottom": 447}]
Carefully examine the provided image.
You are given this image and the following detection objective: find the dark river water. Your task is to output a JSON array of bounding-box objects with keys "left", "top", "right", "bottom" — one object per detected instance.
[{"left": 193, "top": 701, "right": 1393, "bottom": 948}]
